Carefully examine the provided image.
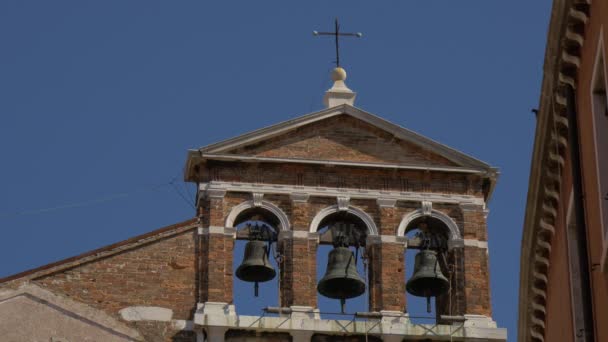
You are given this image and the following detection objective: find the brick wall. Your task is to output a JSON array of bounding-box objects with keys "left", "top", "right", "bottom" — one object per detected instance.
[
  {"left": 183, "top": 107, "right": 495, "bottom": 330},
  {"left": 199, "top": 190, "right": 492, "bottom": 316},
  {"left": 279, "top": 237, "right": 318, "bottom": 307},
  {"left": 204, "top": 161, "right": 482, "bottom": 198},
  {"left": 368, "top": 242, "right": 405, "bottom": 312},
  {"left": 462, "top": 246, "right": 492, "bottom": 316},
  {"left": 200, "top": 232, "right": 233, "bottom": 303},
  {"left": 34, "top": 229, "right": 198, "bottom": 320},
  {"left": 230, "top": 115, "right": 457, "bottom": 167}
]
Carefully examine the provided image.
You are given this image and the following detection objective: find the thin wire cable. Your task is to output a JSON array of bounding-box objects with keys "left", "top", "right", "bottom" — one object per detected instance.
[
  {"left": 180, "top": 166, "right": 197, "bottom": 202},
  {"left": 169, "top": 177, "right": 196, "bottom": 210},
  {"left": 171, "top": 168, "right": 195, "bottom": 208},
  {"left": 0, "top": 181, "right": 173, "bottom": 219}
]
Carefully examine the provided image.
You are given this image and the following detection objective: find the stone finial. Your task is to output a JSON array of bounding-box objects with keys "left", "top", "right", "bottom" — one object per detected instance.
[{"left": 323, "top": 67, "right": 356, "bottom": 107}]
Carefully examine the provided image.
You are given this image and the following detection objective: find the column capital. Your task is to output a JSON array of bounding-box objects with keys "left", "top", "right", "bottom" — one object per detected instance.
[
  {"left": 337, "top": 196, "right": 350, "bottom": 211},
  {"left": 207, "top": 189, "right": 227, "bottom": 199},
  {"left": 366, "top": 235, "right": 407, "bottom": 247},
  {"left": 198, "top": 226, "right": 236, "bottom": 237},
  {"left": 290, "top": 192, "right": 310, "bottom": 203},
  {"left": 377, "top": 198, "right": 397, "bottom": 208},
  {"left": 459, "top": 202, "right": 484, "bottom": 211},
  {"left": 278, "top": 230, "right": 319, "bottom": 242},
  {"left": 421, "top": 200, "right": 433, "bottom": 216},
  {"left": 252, "top": 192, "right": 264, "bottom": 206}
]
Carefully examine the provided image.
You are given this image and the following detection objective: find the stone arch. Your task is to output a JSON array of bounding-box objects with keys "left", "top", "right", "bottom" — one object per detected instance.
[
  {"left": 397, "top": 209, "right": 462, "bottom": 242},
  {"left": 225, "top": 200, "right": 291, "bottom": 231},
  {"left": 309, "top": 205, "right": 378, "bottom": 235}
]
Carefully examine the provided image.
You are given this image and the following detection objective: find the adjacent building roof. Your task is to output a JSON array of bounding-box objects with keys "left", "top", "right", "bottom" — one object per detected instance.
[{"left": 0, "top": 218, "right": 198, "bottom": 285}]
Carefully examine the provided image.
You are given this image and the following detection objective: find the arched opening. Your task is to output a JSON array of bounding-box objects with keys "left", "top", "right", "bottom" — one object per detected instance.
[
  {"left": 231, "top": 205, "right": 283, "bottom": 315},
  {"left": 314, "top": 210, "right": 371, "bottom": 319},
  {"left": 403, "top": 215, "right": 452, "bottom": 323}
]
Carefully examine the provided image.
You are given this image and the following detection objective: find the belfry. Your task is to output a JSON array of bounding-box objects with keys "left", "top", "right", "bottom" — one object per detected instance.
[
  {"left": 183, "top": 66, "right": 507, "bottom": 341},
  {"left": 0, "top": 51, "right": 506, "bottom": 342}
]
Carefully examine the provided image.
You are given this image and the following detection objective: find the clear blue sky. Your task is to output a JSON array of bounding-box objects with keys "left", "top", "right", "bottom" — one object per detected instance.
[{"left": 0, "top": 1, "right": 551, "bottom": 340}]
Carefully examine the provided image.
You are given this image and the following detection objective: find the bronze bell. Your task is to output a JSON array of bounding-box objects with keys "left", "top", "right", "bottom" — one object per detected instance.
[
  {"left": 406, "top": 249, "right": 449, "bottom": 312},
  {"left": 236, "top": 240, "right": 276, "bottom": 296},
  {"left": 317, "top": 246, "right": 366, "bottom": 311}
]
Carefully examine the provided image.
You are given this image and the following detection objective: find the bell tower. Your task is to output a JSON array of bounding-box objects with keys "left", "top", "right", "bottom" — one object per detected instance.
[{"left": 184, "top": 67, "right": 506, "bottom": 341}]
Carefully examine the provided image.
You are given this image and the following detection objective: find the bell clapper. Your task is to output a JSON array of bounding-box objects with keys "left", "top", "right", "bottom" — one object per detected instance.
[
  {"left": 426, "top": 296, "right": 431, "bottom": 313},
  {"left": 254, "top": 281, "right": 259, "bottom": 297},
  {"left": 340, "top": 298, "right": 346, "bottom": 314}
]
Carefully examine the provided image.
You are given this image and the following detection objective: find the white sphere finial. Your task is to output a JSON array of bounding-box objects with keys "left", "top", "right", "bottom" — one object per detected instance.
[
  {"left": 323, "top": 66, "right": 355, "bottom": 108},
  {"left": 331, "top": 67, "right": 347, "bottom": 81}
]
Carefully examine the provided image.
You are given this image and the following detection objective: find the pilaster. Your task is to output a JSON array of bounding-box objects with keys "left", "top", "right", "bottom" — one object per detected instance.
[
  {"left": 279, "top": 231, "right": 319, "bottom": 308},
  {"left": 290, "top": 192, "right": 310, "bottom": 231},
  {"left": 458, "top": 204, "right": 492, "bottom": 317},
  {"left": 366, "top": 235, "right": 407, "bottom": 313},
  {"left": 377, "top": 198, "right": 399, "bottom": 235},
  {"left": 207, "top": 189, "right": 227, "bottom": 227},
  {"left": 199, "top": 190, "right": 235, "bottom": 305}
]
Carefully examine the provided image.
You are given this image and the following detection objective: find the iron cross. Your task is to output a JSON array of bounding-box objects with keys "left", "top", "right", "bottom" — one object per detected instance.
[{"left": 313, "top": 18, "right": 362, "bottom": 67}]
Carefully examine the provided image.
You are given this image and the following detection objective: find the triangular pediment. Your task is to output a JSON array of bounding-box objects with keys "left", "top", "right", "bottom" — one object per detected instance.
[
  {"left": 227, "top": 114, "right": 458, "bottom": 166},
  {"left": 194, "top": 105, "right": 493, "bottom": 171}
]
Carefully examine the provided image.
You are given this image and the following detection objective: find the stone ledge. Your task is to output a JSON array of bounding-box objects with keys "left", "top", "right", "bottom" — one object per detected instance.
[
  {"left": 192, "top": 311, "right": 506, "bottom": 341},
  {"left": 202, "top": 181, "right": 486, "bottom": 206},
  {"left": 119, "top": 306, "right": 173, "bottom": 322}
]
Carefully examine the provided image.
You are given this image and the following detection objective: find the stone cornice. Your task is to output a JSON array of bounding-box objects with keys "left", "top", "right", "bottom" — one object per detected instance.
[
  {"left": 290, "top": 192, "right": 310, "bottom": 203},
  {"left": 377, "top": 198, "right": 397, "bottom": 208},
  {"left": 199, "top": 181, "right": 485, "bottom": 206},
  {"left": 519, "top": 1, "right": 591, "bottom": 341},
  {"left": 366, "top": 235, "right": 407, "bottom": 246},
  {"left": 183, "top": 104, "right": 500, "bottom": 203},
  {"left": 197, "top": 152, "right": 489, "bottom": 175},
  {"left": 278, "top": 230, "right": 319, "bottom": 241}
]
